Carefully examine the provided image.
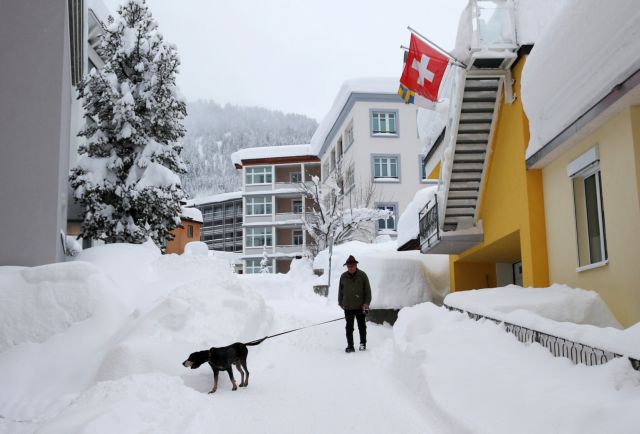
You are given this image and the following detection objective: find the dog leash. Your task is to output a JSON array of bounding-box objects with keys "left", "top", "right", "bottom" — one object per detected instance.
[{"left": 244, "top": 316, "right": 345, "bottom": 346}]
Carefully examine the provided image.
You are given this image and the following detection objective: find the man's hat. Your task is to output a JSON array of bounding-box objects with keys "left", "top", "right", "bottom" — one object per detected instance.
[{"left": 344, "top": 255, "right": 358, "bottom": 265}]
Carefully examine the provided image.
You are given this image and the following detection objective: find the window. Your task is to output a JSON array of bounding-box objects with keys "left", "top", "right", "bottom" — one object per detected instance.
[
  {"left": 245, "top": 166, "right": 272, "bottom": 185},
  {"left": 292, "top": 199, "right": 303, "bottom": 214},
  {"left": 336, "top": 138, "right": 343, "bottom": 159},
  {"left": 568, "top": 147, "right": 607, "bottom": 269},
  {"left": 372, "top": 155, "right": 399, "bottom": 180},
  {"left": 330, "top": 149, "right": 336, "bottom": 171},
  {"left": 371, "top": 110, "right": 398, "bottom": 135},
  {"left": 293, "top": 230, "right": 303, "bottom": 246},
  {"left": 245, "top": 196, "right": 272, "bottom": 215},
  {"left": 187, "top": 225, "right": 194, "bottom": 238},
  {"left": 376, "top": 204, "right": 397, "bottom": 231},
  {"left": 245, "top": 258, "right": 272, "bottom": 274},
  {"left": 245, "top": 227, "right": 273, "bottom": 247},
  {"left": 344, "top": 122, "right": 354, "bottom": 150},
  {"left": 345, "top": 165, "right": 355, "bottom": 191},
  {"left": 290, "top": 172, "right": 302, "bottom": 183},
  {"left": 323, "top": 160, "right": 330, "bottom": 180}
]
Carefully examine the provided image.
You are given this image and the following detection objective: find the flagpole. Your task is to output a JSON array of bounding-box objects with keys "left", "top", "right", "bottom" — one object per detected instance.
[{"left": 407, "top": 26, "right": 468, "bottom": 69}]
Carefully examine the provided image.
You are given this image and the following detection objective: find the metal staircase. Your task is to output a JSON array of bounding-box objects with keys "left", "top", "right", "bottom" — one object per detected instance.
[{"left": 443, "top": 77, "right": 500, "bottom": 232}]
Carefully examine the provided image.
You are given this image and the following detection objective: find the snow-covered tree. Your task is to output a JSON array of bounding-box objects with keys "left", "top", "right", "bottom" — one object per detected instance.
[
  {"left": 70, "top": 0, "right": 187, "bottom": 246},
  {"left": 260, "top": 248, "right": 271, "bottom": 274},
  {"left": 299, "top": 161, "right": 391, "bottom": 288}
]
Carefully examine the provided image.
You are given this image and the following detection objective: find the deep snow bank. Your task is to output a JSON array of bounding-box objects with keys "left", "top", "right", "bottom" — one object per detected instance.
[
  {"left": 314, "top": 240, "right": 449, "bottom": 308},
  {"left": 444, "top": 285, "right": 640, "bottom": 359},
  {"left": 393, "top": 303, "right": 640, "bottom": 434}
]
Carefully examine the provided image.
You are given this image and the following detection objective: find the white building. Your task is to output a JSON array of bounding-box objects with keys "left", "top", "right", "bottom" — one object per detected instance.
[
  {"left": 309, "top": 78, "right": 431, "bottom": 240},
  {"left": 231, "top": 145, "right": 321, "bottom": 273}
]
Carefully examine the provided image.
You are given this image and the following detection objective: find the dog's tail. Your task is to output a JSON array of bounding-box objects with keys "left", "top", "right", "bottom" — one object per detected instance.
[{"left": 244, "top": 337, "right": 268, "bottom": 346}]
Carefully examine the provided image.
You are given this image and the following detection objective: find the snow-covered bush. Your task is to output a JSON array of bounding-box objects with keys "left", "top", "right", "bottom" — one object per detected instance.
[{"left": 70, "top": 0, "right": 187, "bottom": 247}]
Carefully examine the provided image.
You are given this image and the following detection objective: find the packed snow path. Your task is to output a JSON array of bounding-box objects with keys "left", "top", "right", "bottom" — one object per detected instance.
[{"left": 186, "top": 295, "right": 456, "bottom": 434}]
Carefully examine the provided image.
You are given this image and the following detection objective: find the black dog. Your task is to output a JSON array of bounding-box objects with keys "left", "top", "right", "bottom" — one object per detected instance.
[{"left": 182, "top": 341, "right": 262, "bottom": 393}]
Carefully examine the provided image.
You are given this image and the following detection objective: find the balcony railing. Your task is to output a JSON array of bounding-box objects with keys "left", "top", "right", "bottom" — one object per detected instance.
[
  {"left": 419, "top": 196, "right": 440, "bottom": 248},
  {"left": 274, "top": 244, "right": 305, "bottom": 255},
  {"left": 445, "top": 304, "right": 640, "bottom": 371}
]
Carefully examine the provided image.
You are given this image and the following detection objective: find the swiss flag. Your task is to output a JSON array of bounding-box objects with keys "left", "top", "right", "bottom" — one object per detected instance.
[{"left": 400, "top": 34, "right": 449, "bottom": 102}]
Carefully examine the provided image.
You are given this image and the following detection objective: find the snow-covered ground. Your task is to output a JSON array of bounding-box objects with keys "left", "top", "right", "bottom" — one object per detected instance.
[{"left": 1, "top": 243, "right": 639, "bottom": 433}]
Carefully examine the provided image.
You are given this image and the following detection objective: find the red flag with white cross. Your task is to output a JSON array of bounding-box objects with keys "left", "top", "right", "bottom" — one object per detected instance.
[{"left": 400, "top": 33, "right": 449, "bottom": 102}]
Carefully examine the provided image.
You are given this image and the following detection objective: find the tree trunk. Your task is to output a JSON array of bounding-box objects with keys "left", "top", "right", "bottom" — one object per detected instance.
[{"left": 327, "top": 239, "right": 334, "bottom": 295}]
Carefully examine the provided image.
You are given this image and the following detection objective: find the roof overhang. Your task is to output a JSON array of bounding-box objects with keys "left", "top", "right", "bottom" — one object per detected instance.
[
  {"left": 235, "top": 155, "right": 320, "bottom": 169},
  {"left": 527, "top": 66, "right": 640, "bottom": 169}
]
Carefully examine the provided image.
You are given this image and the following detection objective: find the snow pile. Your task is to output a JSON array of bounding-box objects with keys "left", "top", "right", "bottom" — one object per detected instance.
[
  {"left": 310, "top": 78, "right": 399, "bottom": 155},
  {"left": 314, "top": 240, "right": 449, "bottom": 308},
  {"left": 0, "top": 262, "right": 118, "bottom": 352},
  {"left": 445, "top": 284, "right": 621, "bottom": 327},
  {"left": 396, "top": 185, "right": 438, "bottom": 247},
  {"left": 417, "top": 98, "right": 449, "bottom": 156},
  {"left": 522, "top": 0, "right": 640, "bottom": 159},
  {"left": 231, "top": 144, "right": 312, "bottom": 166},
  {"left": 393, "top": 303, "right": 640, "bottom": 434},
  {"left": 183, "top": 241, "right": 208, "bottom": 256},
  {"left": 445, "top": 285, "right": 640, "bottom": 359}
]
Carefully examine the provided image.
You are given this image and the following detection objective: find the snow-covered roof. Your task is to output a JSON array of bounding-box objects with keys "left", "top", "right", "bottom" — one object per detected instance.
[
  {"left": 186, "top": 191, "right": 242, "bottom": 207},
  {"left": 309, "top": 77, "right": 400, "bottom": 156},
  {"left": 180, "top": 207, "right": 203, "bottom": 223},
  {"left": 230, "top": 144, "right": 315, "bottom": 167},
  {"left": 522, "top": 0, "right": 640, "bottom": 163}
]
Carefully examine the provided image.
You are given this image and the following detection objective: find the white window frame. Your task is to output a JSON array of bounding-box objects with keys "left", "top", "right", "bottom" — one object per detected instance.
[
  {"left": 292, "top": 199, "right": 303, "bottom": 214},
  {"left": 245, "top": 166, "right": 272, "bottom": 185},
  {"left": 290, "top": 172, "right": 302, "bottom": 183},
  {"left": 245, "top": 196, "right": 273, "bottom": 216},
  {"left": 292, "top": 229, "right": 303, "bottom": 246},
  {"left": 568, "top": 147, "right": 608, "bottom": 272},
  {"left": 372, "top": 154, "right": 400, "bottom": 182},
  {"left": 370, "top": 110, "right": 399, "bottom": 136},
  {"left": 245, "top": 227, "right": 273, "bottom": 247},
  {"left": 344, "top": 121, "right": 354, "bottom": 151},
  {"left": 245, "top": 258, "right": 272, "bottom": 274},
  {"left": 375, "top": 202, "right": 398, "bottom": 231}
]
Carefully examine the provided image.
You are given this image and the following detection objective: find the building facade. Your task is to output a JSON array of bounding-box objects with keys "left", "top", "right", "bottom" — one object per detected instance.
[
  {"left": 0, "top": 0, "right": 109, "bottom": 266},
  {"left": 310, "top": 79, "right": 429, "bottom": 239},
  {"left": 188, "top": 192, "right": 243, "bottom": 253},
  {"left": 232, "top": 145, "right": 320, "bottom": 273}
]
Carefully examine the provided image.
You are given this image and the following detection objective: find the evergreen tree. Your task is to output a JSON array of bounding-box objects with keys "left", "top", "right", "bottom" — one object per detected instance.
[{"left": 70, "top": 0, "right": 187, "bottom": 246}]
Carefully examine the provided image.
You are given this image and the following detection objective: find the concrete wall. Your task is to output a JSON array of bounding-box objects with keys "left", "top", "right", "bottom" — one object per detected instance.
[
  {"left": 0, "top": 0, "right": 72, "bottom": 266},
  {"left": 542, "top": 107, "right": 640, "bottom": 327}
]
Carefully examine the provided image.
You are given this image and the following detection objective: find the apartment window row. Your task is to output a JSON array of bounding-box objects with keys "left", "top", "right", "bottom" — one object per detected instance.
[
  {"left": 245, "top": 227, "right": 273, "bottom": 248},
  {"left": 245, "top": 258, "right": 272, "bottom": 274},
  {"left": 246, "top": 196, "right": 272, "bottom": 215},
  {"left": 246, "top": 166, "right": 272, "bottom": 185}
]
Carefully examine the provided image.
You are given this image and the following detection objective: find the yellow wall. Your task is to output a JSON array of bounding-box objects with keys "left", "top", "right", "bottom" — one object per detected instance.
[
  {"left": 428, "top": 161, "right": 441, "bottom": 180},
  {"left": 542, "top": 107, "right": 640, "bottom": 327},
  {"left": 450, "top": 55, "right": 549, "bottom": 291}
]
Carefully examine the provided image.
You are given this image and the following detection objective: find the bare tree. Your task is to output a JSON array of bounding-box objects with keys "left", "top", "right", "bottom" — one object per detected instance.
[{"left": 299, "top": 159, "right": 391, "bottom": 289}]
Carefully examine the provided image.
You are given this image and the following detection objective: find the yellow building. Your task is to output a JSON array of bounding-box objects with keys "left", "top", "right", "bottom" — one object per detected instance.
[
  {"left": 522, "top": 4, "right": 640, "bottom": 327},
  {"left": 418, "top": 0, "right": 551, "bottom": 294}
]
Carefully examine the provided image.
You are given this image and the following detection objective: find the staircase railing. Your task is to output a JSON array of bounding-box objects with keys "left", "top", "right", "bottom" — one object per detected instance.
[{"left": 419, "top": 196, "right": 440, "bottom": 248}]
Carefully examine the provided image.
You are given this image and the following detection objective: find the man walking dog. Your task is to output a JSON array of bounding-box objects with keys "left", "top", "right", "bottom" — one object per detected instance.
[{"left": 338, "top": 255, "right": 371, "bottom": 353}]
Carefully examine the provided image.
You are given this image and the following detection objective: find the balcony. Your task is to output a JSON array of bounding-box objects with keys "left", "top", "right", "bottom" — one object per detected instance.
[
  {"left": 274, "top": 244, "right": 305, "bottom": 255},
  {"left": 419, "top": 195, "right": 483, "bottom": 254},
  {"left": 275, "top": 212, "right": 303, "bottom": 224}
]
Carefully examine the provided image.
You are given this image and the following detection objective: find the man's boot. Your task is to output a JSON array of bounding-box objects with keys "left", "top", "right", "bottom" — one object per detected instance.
[{"left": 345, "top": 346, "right": 355, "bottom": 353}]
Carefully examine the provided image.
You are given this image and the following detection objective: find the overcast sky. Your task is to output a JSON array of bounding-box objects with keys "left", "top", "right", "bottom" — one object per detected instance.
[{"left": 102, "top": 0, "right": 468, "bottom": 121}]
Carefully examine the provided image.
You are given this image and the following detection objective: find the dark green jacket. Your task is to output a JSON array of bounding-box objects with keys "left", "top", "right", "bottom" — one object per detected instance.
[{"left": 338, "top": 269, "right": 372, "bottom": 310}]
